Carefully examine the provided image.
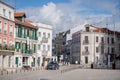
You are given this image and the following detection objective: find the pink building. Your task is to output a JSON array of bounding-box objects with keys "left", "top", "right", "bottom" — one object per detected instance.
[{"left": 0, "top": 1, "right": 15, "bottom": 70}]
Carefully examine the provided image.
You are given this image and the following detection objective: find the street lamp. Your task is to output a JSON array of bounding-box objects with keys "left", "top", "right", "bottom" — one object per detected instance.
[{"left": 113, "top": 15, "right": 116, "bottom": 69}]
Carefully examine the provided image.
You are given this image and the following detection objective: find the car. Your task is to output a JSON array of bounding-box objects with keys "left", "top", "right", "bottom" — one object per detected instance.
[
  {"left": 22, "top": 65, "right": 32, "bottom": 70},
  {"left": 46, "top": 61, "right": 59, "bottom": 70}
]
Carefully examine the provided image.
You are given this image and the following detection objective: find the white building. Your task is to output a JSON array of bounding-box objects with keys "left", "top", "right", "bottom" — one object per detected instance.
[
  {"left": 71, "top": 24, "right": 120, "bottom": 69},
  {"left": 14, "top": 12, "right": 38, "bottom": 68},
  {"left": 32, "top": 22, "right": 52, "bottom": 67}
]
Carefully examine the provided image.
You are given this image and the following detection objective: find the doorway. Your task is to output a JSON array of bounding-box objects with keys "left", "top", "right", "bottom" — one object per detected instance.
[{"left": 85, "top": 56, "right": 88, "bottom": 64}]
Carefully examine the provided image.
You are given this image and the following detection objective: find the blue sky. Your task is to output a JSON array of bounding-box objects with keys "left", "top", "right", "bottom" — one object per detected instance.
[
  {"left": 2, "top": 0, "right": 120, "bottom": 33},
  {"left": 15, "top": 0, "right": 71, "bottom": 9}
]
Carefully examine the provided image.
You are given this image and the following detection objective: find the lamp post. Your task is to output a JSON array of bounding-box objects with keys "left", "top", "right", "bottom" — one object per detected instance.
[
  {"left": 113, "top": 15, "right": 116, "bottom": 69},
  {"left": 93, "top": 30, "right": 96, "bottom": 68}
]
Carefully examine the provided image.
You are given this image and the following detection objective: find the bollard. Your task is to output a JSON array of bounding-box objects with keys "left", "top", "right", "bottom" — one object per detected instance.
[
  {"left": 1, "top": 70, "right": 3, "bottom": 75},
  {"left": 7, "top": 71, "right": 8, "bottom": 75},
  {"left": 11, "top": 70, "right": 13, "bottom": 74},
  {"left": 16, "top": 69, "right": 17, "bottom": 73},
  {"left": 20, "top": 69, "right": 21, "bottom": 73},
  {"left": 61, "top": 70, "right": 62, "bottom": 73}
]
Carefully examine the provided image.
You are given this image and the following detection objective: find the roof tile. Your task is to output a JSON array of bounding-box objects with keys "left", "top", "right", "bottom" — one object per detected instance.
[{"left": 14, "top": 12, "right": 26, "bottom": 17}]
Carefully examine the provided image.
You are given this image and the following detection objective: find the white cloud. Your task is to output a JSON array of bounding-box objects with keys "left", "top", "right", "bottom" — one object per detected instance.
[
  {"left": 18, "top": 0, "right": 120, "bottom": 35},
  {"left": 40, "top": 2, "right": 63, "bottom": 24}
]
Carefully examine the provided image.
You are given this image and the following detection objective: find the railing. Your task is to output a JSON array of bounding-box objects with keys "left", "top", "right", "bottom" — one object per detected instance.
[
  {"left": 42, "top": 50, "right": 48, "bottom": 56},
  {"left": 41, "top": 37, "right": 48, "bottom": 43},
  {"left": 83, "top": 40, "right": 89, "bottom": 45},
  {"left": 82, "top": 51, "right": 89, "bottom": 55}
]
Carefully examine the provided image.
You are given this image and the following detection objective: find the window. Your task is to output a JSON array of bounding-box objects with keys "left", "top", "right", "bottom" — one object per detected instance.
[
  {"left": 96, "top": 47, "right": 99, "bottom": 53},
  {"left": 34, "top": 44, "right": 36, "bottom": 53},
  {"left": 48, "top": 45, "right": 50, "bottom": 51},
  {"left": 38, "top": 44, "right": 41, "bottom": 50},
  {"left": 111, "top": 48, "right": 114, "bottom": 54},
  {"left": 0, "top": 21, "right": 2, "bottom": 33},
  {"left": 9, "top": 11, "right": 12, "bottom": 19},
  {"left": 3, "top": 38, "right": 7, "bottom": 44},
  {"left": 85, "top": 46, "right": 88, "bottom": 52},
  {"left": 86, "top": 27, "right": 89, "bottom": 32},
  {"left": 85, "top": 36, "right": 88, "bottom": 43},
  {"left": 15, "top": 26, "right": 18, "bottom": 37},
  {"left": 29, "top": 28, "right": 32, "bottom": 39},
  {"left": 101, "top": 37, "right": 104, "bottom": 43},
  {"left": 48, "top": 33, "right": 50, "bottom": 38},
  {"left": 39, "top": 32, "right": 41, "bottom": 37},
  {"left": 15, "top": 42, "right": 20, "bottom": 52},
  {"left": 22, "top": 43, "right": 27, "bottom": 53},
  {"left": 108, "top": 47, "right": 109, "bottom": 53},
  {"left": 107, "top": 37, "right": 109, "bottom": 44},
  {"left": 96, "top": 36, "right": 98, "bottom": 42},
  {"left": 3, "top": 9, "right": 6, "bottom": 17},
  {"left": 111, "top": 38, "right": 114, "bottom": 44},
  {"left": 4, "top": 23, "right": 7, "bottom": 34},
  {"left": 10, "top": 25, "right": 12, "bottom": 35},
  {"left": 43, "top": 32, "right": 46, "bottom": 38},
  {"left": 43, "top": 45, "right": 46, "bottom": 50}
]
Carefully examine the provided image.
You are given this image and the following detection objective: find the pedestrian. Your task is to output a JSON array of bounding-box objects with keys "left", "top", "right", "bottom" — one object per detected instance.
[{"left": 41, "top": 62, "right": 44, "bottom": 70}]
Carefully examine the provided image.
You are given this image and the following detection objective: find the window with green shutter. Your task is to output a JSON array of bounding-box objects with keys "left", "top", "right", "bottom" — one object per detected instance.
[
  {"left": 15, "top": 42, "right": 20, "bottom": 52},
  {"left": 34, "top": 44, "right": 36, "bottom": 53},
  {"left": 18, "top": 27, "right": 22, "bottom": 38},
  {"left": 24, "top": 28, "right": 27, "bottom": 38},
  {"left": 27, "top": 29, "right": 29, "bottom": 37},
  {"left": 32, "top": 30, "right": 35, "bottom": 39},
  {"left": 35, "top": 30, "right": 37, "bottom": 40},
  {"left": 22, "top": 43, "right": 27, "bottom": 53}
]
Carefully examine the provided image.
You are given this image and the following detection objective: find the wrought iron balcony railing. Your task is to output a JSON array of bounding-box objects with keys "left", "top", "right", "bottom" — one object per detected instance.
[{"left": 82, "top": 51, "right": 89, "bottom": 55}]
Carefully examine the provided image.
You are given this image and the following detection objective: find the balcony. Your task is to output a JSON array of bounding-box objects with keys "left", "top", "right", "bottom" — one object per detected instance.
[
  {"left": 82, "top": 51, "right": 89, "bottom": 55},
  {"left": 83, "top": 40, "right": 89, "bottom": 45},
  {"left": 41, "top": 37, "right": 48, "bottom": 43},
  {"left": 0, "top": 44, "right": 15, "bottom": 51},
  {"left": 42, "top": 50, "right": 48, "bottom": 56}
]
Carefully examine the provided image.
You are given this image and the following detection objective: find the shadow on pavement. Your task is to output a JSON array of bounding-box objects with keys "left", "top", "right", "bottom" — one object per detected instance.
[{"left": 40, "top": 78, "right": 50, "bottom": 80}]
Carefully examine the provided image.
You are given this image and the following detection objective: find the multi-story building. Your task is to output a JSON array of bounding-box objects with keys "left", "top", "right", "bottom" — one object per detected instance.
[
  {"left": 0, "top": 1, "right": 15, "bottom": 70},
  {"left": 54, "top": 30, "right": 71, "bottom": 63},
  {"left": 32, "top": 22, "right": 52, "bottom": 67},
  {"left": 70, "top": 24, "right": 120, "bottom": 69},
  {"left": 71, "top": 31, "right": 81, "bottom": 64},
  {"left": 14, "top": 12, "right": 38, "bottom": 68}
]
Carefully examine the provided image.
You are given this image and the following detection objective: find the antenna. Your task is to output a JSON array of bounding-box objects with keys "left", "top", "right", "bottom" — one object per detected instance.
[{"left": 106, "top": 17, "right": 108, "bottom": 29}]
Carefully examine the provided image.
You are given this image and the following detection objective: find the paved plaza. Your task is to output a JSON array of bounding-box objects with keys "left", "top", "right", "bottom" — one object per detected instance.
[{"left": 0, "top": 65, "right": 120, "bottom": 80}]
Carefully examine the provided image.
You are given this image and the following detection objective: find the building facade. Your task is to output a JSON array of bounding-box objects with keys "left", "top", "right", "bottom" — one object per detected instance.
[
  {"left": 70, "top": 24, "right": 120, "bottom": 69},
  {"left": 54, "top": 30, "right": 71, "bottom": 63},
  {"left": 32, "top": 22, "right": 52, "bottom": 67},
  {"left": 71, "top": 31, "right": 81, "bottom": 64},
  {"left": 14, "top": 12, "right": 38, "bottom": 68},
  {"left": 0, "top": 1, "right": 15, "bottom": 70}
]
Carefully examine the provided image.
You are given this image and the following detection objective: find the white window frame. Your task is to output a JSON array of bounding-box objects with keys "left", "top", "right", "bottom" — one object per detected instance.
[{"left": 4, "top": 23, "right": 7, "bottom": 34}]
